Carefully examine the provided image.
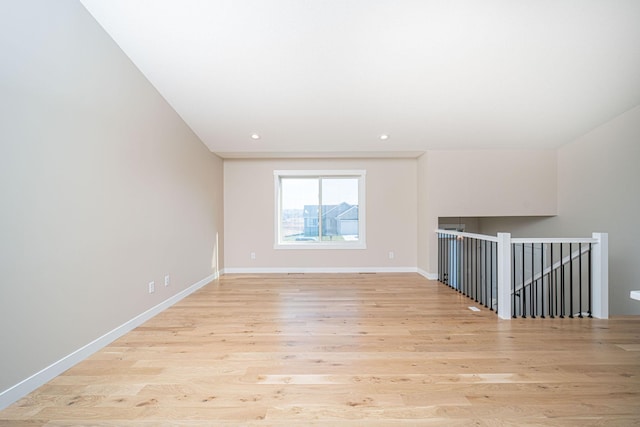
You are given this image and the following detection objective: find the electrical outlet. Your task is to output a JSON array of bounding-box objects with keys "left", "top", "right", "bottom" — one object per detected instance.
[
  {"left": 388, "top": 251, "right": 395, "bottom": 260},
  {"left": 250, "top": 252, "right": 256, "bottom": 260},
  {"left": 148, "top": 281, "right": 155, "bottom": 294},
  {"left": 164, "top": 275, "right": 170, "bottom": 287}
]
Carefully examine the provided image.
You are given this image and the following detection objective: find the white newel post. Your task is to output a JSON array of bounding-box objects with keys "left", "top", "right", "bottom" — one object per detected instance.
[
  {"left": 497, "top": 232, "right": 512, "bottom": 320},
  {"left": 592, "top": 232, "right": 609, "bottom": 319}
]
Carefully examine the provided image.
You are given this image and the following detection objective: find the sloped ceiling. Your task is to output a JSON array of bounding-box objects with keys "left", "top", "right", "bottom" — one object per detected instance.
[{"left": 81, "top": 0, "right": 640, "bottom": 158}]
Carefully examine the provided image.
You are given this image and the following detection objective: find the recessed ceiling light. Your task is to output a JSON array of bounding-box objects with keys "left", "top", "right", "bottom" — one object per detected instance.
[
  {"left": 251, "top": 133, "right": 261, "bottom": 140},
  {"left": 379, "top": 134, "right": 389, "bottom": 141}
]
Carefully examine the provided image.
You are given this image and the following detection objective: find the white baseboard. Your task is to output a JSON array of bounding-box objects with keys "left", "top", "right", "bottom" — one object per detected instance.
[
  {"left": 417, "top": 268, "right": 438, "bottom": 280},
  {"left": 0, "top": 272, "right": 219, "bottom": 411},
  {"left": 223, "top": 267, "right": 419, "bottom": 274}
]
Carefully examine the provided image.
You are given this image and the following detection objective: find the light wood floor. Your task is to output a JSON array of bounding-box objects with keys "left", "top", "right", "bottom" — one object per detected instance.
[{"left": 2, "top": 273, "right": 640, "bottom": 426}]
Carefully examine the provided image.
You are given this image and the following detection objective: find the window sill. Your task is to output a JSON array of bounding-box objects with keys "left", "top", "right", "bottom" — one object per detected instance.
[{"left": 274, "top": 242, "right": 367, "bottom": 250}]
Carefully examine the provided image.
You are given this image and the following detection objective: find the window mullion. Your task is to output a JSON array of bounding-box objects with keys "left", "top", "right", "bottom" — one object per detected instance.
[
  {"left": 277, "top": 177, "right": 281, "bottom": 242},
  {"left": 318, "top": 177, "right": 323, "bottom": 241}
]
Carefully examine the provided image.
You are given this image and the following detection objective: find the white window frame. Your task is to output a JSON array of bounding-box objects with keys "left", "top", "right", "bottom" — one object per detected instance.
[{"left": 274, "top": 170, "right": 366, "bottom": 250}]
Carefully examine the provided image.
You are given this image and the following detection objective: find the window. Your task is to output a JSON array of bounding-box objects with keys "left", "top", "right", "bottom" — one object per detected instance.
[{"left": 274, "top": 170, "right": 366, "bottom": 249}]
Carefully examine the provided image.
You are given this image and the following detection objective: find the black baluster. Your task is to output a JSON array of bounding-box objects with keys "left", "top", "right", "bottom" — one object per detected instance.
[
  {"left": 560, "top": 243, "right": 565, "bottom": 318},
  {"left": 550, "top": 243, "right": 555, "bottom": 318},
  {"left": 480, "top": 240, "right": 484, "bottom": 305},
  {"left": 475, "top": 239, "right": 479, "bottom": 303},
  {"left": 440, "top": 233, "right": 443, "bottom": 282},
  {"left": 512, "top": 244, "right": 517, "bottom": 318},
  {"left": 520, "top": 243, "right": 527, "bottom": 318},
  {"left": 569, "top": 242, "right": 574, "bottom": 318},
  {"left": 441, "top": 234, "right": 447, "bottom": 283},
  {"left": 464, "top": 237, "right": 468, "bottom": 297},
  {"left": 579, "top": 243, "right": 583, "bottom": 318},
  {"left": 450, "top": 234, "right": 454, "bottom": 288},
  {"left": 439, "top": 233, "right": 443, "bottom": 283},
  {"left": 440, "top": 233, "right": 444, "bottom": 283},
  {"left": 445, "top": 233, "right": 449, "bottom": 286},
  {"left": 458, "top": 236, "right": 462, "bottom": 293},
  {"left": 462, "top": 236, "right": 466, "bottom": 296},
  {"left": 467, "top": 237, "right": 472, "bottom": 298},
  {"left": 489, "top": 241, "right": 493, "bottom": 311},
  {"left": 530, "top": 243, "right": 536, "bottom": 318},
  {"left": 466, "top": 237, "right": 470, "bottom": 295},
  {"left": 494, "top": 241, "right": 498, "bottom": 312},
  {"left": 468, "top": 237, "right": 472, "bottom": 297},
  {"left": 444, "top": 234, "right": 449, "bottom": 286},
  {"left": 483, "top": 240, "right": 487, "bottom": 307},
  {"left": 450, "top": 234, "right": 454, "bottom": 287},
  {"left": 588, "top": 243, "right": 593, "bottom": 318},
  {"left": 472, "top": 238, "right": 476, "bottom": 300},
  {"left": 541, "top": 243, "right": 545, "bottom": 318}
]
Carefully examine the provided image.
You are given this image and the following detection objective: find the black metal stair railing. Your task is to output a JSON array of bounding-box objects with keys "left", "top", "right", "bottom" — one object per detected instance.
[
  {"left": 437, "top": 230, "right": 600, "bottom": 319},
  {"left": 437, "top": 231, "right": 498, "bottom": 311},
  {"left": 511, "top": 242, "right": 593, "bottom": 319}
]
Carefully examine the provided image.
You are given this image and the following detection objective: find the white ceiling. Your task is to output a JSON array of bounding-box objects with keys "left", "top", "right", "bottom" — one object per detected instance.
[{"left": 81, "top": 0, "right": 640, "bottom": 158}]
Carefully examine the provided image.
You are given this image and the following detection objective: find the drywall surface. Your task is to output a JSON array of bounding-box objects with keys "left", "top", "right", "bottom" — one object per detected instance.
[
  {"left": 416, "top": 153, "right": 431, "bottom": 276},
  {"left": 426, "top": 150, "right": 557, "bottom": 217},
  {"left": 224, "top": 158, "right": 417, "bottom": 270},
  {"left": 418, "top": 149, "right": 557, "bottom": 275},
  {"left": 479, "top": 105, "right": 640, "bottom": 315},
  {"left": 0, "top": 0, "right": 223, "bottom": 396}
]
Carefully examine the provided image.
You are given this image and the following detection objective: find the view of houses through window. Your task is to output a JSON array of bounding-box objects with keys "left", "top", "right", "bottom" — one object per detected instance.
[{"left": 276, "top": 171, "right": 365, "bottom": 247}]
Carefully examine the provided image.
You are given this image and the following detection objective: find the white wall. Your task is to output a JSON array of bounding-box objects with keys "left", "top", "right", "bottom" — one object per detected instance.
[
  {"left": 224, "top": 158, "right": 417, "bottom": 271},
  {"left": 479, "top": 105, "right": 640, "bottom": 315},
  {"left": 417, "top": 150, "right": 557, "bottom": 275},
  {"left": 0, "top": 0, "right": 223, "bottom": 400},
  {"left": 417, "top": 153, "right": 430, "bottom": 275}
]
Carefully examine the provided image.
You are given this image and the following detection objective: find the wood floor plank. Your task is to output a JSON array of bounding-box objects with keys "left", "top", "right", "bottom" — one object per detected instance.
[{"left": 1, "top": 273, "right": 639, "bottom": 425}]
